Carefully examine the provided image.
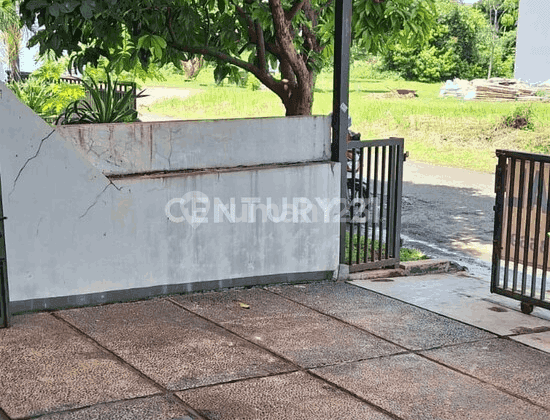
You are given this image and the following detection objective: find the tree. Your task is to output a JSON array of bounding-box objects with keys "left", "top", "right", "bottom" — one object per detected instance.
[
  {"left": 19, "top": 0, "right": 436, "bottom": 116},
  {"left": 474, "top": 0, "right": 518, "bottom": 34},
  {"left": 474, "top": 0, "right": 518, "bottom": 78},
  {"left": 382, "top": 0, "right": 515, "bottom": 82},
  {"left": 0, "top": 0, "right": 21, "bottom": 81}
]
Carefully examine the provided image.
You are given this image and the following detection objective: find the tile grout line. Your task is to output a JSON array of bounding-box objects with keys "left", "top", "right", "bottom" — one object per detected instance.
[
  {"left": 306, "top": 369, "right": 407, "bottom": 420},
  {"left": 265, "top": 285, "right": 550, "bottom": 413},
  {"left": 264, "top": 286, "right": 413, "bottom": 352},
  {"left": 417, "top": 350, "right": 550, "bottom": 413},
  {"left": 16, "top": 394, "right": 190, "bottom": 420},
  {"left": 165, "top": 296, "right": 407, "bottom": 420},
  {"left": 500, "top": 334, "right": 550, "bottom": 353},
  {"left": 348, "top": 281, "right": 550, "bottom": 351},
  {"left": 49, "top": 312, "right": 208, "bottom": 420},
  {"left": 344, "top": 281, "right": 507, "bottom": 337}
]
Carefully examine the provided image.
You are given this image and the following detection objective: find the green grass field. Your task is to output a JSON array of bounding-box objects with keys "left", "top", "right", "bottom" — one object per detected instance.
[{"left": 141, "top": 64, "right": 550, "bottom": 173}]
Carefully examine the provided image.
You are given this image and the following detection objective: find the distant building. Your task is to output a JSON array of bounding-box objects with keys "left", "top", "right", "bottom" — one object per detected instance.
[{"left": 515, "top": 0, "right": 550, "bottom": 84}]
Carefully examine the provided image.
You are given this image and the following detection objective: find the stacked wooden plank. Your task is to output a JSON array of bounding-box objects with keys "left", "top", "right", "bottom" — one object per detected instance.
[
  {"left": 440, "top": 78, "right": 550, "bottom": 101},
  {"left": 475, "top": 82, "right": 536, "bottom": 101}
]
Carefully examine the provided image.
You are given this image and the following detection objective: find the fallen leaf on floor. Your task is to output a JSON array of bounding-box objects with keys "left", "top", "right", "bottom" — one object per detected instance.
[{"left": 238, "top": 302, "right": 250, "bottom": 309}]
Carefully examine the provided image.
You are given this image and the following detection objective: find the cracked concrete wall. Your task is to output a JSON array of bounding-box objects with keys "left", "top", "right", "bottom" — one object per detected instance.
[
  {"left": 0, "top": 82, "right": 340, "bottom": 307},
  {"left": 515, "top": 0, "right": 550, "bottom": 84},
  {"left": 58, "top": 116, "right": 331, "bottom": 175}
]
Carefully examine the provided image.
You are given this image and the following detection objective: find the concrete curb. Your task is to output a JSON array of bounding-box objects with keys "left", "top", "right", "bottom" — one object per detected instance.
[{"left": 347, "top": 259, "right": 466, "bottom": 281}]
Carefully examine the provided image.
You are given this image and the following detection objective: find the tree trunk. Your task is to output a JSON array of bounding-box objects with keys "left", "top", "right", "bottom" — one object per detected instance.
[{"left": 280, "top": 79, "right": 314, "bottom": 116}]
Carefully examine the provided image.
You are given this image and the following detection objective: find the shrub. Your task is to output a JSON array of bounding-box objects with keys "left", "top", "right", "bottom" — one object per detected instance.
[
  {"left": 383, "top": 0, "right": 514, "bottom": 82},
  {"left": 351, "top": 56, "right": 402, "bottom": 81},
  {"left": 8, "top": 77, "right": 85, "bottom": 123},
  {"left": 502, "top": 105, "right": 535, "bottom": 131},
  {"left": 8, "top": 79, "right": 56, "bottom": 120},
  {"left": 57, "top": 73, "right": 139, "bottom": 124}
]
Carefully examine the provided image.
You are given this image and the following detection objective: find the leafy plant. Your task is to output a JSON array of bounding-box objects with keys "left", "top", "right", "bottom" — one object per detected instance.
[
  {"left": 502, "top": 105, "right": 535, "bottom": 131},
  {"left": 0, "top": 0, "right": 21, "bottom": 80},
  {"left": 57, "top": 73, "right": 139, "bottom": 124},
  {"left": 400, "top": 248, "right": 429, "bottom": 262},
  {"left": 7, "top": 59, "right": 86, "bottom": 123},
  {"left": 82, "top": 56, "right": 163, "bottom": 87},
  {"left": 345, "top": 230, "right": 427, "bottom": 264},
  {"left": 8, "top": 79, "right": 57, "bottom": 120}
]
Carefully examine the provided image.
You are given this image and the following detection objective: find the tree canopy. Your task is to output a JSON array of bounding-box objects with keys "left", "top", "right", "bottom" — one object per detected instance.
[
  {"left": 382, "top": 0, "right": 517, "bottom": 82},
  {"left": 19, "top": 0, "right": 436, "bottom": 115}
]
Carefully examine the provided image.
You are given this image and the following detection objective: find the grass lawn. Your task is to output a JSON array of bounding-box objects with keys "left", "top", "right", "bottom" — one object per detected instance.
[{"left": 141, "top": 64, "right": 550, "bottom": 173}]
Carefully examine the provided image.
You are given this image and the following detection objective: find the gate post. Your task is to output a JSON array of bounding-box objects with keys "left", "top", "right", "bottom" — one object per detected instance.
[
  {"left": 491, "top": 155, "right": 506, "bottom": 294},
  {"left": 0, "top": 174, "right": 9, "bottom": 328},
  {"left": 332, "top": 0, "right": 352, "bottom": 264}
]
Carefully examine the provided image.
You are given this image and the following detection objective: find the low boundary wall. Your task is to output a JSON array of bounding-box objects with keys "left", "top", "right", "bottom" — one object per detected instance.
[{"left": 0, "top": 82, "right": 340, "bottom": 312}]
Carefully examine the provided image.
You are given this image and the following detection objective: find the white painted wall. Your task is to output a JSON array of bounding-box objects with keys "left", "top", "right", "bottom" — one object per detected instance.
[
  {"left": 515, "top": 0, "right": 550, "bottom": 84},
  {"left": 59, "top": 116, "right": 331, "bottom": 175},
  {"left": 0, "top": 82, "right": 340, "bottom": 308}
]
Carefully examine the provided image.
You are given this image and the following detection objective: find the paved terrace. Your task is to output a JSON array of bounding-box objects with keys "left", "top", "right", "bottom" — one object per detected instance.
[{"left": 1, "top": 276, "right": 549, "bottom": 419}]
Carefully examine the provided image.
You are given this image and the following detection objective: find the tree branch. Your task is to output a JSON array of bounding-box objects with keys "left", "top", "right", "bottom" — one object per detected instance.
[
  {"left": 232, "top": 0, "right": 257, "bottom": 41},
  {"left": 168, "top": 41, "right": 283, "bottom": 95},
  {"left": 255, "top": 21, "right": 267, "bottom": 72},
  {"left": 286, "top": 0, "right": 307, "bottom": 22},
  {"left": 268, "top": 0, "right": 310, "bottom": 86}
]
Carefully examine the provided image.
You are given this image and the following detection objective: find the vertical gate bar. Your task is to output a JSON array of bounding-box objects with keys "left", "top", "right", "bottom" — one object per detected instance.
[
  {"left": 364, "top": 147, "right": 372, "bottom": 262},
  {"left": 385, "top": 145, "right": 394, "bottom": 259},
  {"left": 349, "top": 148, "right": 357, "bottom": 265},
  {"left": 356, "top": 148, "right": 365, "bottom": 264},
  {"left": 392, "top": 138, "right": 405, "bottom": 264},
  {"left": 0, "top": 174, "right": 9, "bottom": 328},
  {"left": 531, "top": 162, "right": 544, "bottom": 298},
  {"left": 492, "top": 154, "right": 507, "bottom": 294},
  {"left": 390, "top": 145, "right": 398, "bottom": 258},
  {"left": 504, "top": 156, "right": 516, "bottom": 290},
  {"left": 378, "top": 146, "right": 386, "bottom": 260},
  {"left": 540, "top": 166, "right": 550, "bottom": 302},
  {"left": 371, "top": 147, "right": 379, "bottom": 261},
  {"left": 512, "top": 158, "right": 527, "bottom": 292},
  {"left": 521, "top": 159, "right": 536, "bottom": 296}
]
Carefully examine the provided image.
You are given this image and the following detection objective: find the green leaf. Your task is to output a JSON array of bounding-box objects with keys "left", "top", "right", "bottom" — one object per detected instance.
[
  {"left": 214, "top": 64, "right": 230, "bottom": 85},
  {"left": 25, "top": 0, "right": 49, "bottom": 11},
  {"left": 49, "top": 3, "right": 60, "bottom": 17},
  {"left": 151, "top": 35, "right": 167, "bottom": 49},
  {"left": 80, "top": 0, "right": 94, "bottom": 19},
  {"left": 60, "top": 0, "right": 79, "bottom": 13}
]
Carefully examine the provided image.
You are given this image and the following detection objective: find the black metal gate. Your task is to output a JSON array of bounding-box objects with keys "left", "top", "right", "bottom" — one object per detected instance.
[
  {"left": 492, "top": 149, "right": 550, "bottom": 314},
  {"left": 0, "top": 174, "right": 9, "bottom": 328},
  {"left": 344, "top": 137, "right": 405, "bottom": 272}
]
